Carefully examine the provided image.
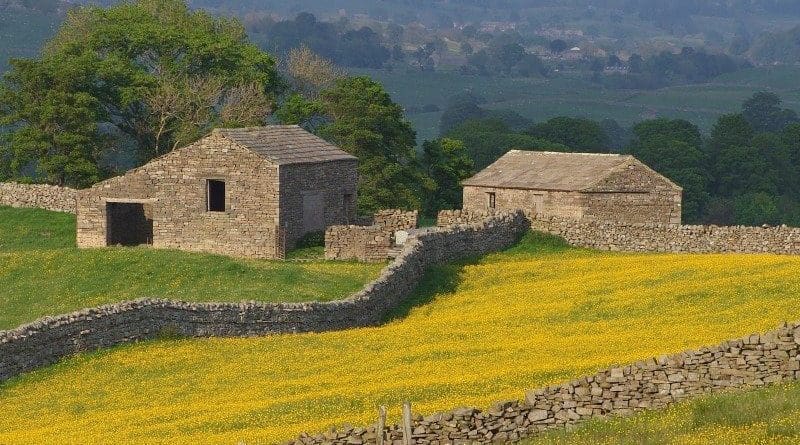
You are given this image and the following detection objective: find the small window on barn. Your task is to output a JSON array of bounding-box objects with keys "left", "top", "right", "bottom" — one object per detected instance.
[
  {"left": 207, "top": 179, "right": 226, "bottom": 212},
  {"left": 487, "top": 192, "right": 496, "bottom": 209}
]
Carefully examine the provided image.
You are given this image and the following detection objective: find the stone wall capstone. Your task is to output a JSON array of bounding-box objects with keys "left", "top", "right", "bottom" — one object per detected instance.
[
  {"left": 288, "top": 322, "right": 800, "bottom": 444},
  {"left": 0, "top": 211, "right": 529, "bottom": 383},
  {"left": 0, "top": 182, "right": 77, "bottom": 214}
]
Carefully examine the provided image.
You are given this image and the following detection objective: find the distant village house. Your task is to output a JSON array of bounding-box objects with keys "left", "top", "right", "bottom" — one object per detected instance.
[
  {"left": 462, "top": 150, "right": 682, "bottom": 226},
  {"left": 76, "top": 126, "right": 358, "bottom": 259}
]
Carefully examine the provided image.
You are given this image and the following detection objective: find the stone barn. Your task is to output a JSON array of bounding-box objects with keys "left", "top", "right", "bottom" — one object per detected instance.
[
  {"left": 77, "top": 126, "right": 358, "bottom": 259},
  {"left": 462, "top": 150, "right": 682, "bottom": 225}
]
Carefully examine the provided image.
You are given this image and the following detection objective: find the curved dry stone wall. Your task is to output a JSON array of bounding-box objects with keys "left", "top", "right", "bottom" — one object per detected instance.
[
  {"left": 0, "top": 182, "right": 77, "bottom": 214},
  {"left": 289, "top": 322, "right": 800, "bottom": 445},
  {"left": 0, "top": 212, "right": 529, "bottom": 382}
]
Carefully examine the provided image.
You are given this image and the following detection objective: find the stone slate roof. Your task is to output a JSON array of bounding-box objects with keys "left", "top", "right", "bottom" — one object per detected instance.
[
  {"left": 215, "top": 126, "right": 357, "bottom": 165},
  {"left": 463, "top": 150, "right": 670, "bottom": 192}
]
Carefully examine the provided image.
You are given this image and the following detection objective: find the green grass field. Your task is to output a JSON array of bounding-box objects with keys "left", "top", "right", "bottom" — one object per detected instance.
[
  {"left": 0, "top": 206, "right": 382, "bottom": 330},
  {"left": 352, "top": 66, "right": 800, "bottom": 143},
  {"left": 2, "top": 231, "right": 800, "bottom": 443},
  {"left": 524, "top": 382, "right": 800, "bottom": 445}
]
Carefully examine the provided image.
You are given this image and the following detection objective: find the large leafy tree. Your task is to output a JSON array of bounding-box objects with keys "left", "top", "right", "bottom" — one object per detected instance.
[
  {"left": 626, "top": 119, "right": 708, "bottom": 222},
  {"left": 526, "top": 116, "right": 611, "bottom": 153},
  {"left": 315, "top": 76, "right": 426, "bottom": 213},
  {"left": 0, "top": 0, "right": 281, "bottom": 186},
  {"left": 421, "top": 138, "right": 474, "bottom": 216},
  {"left": 445, "top": 118, "right": 568, "bottom": 170},
  {"left": 741, "top": 92, "right": 799, "bottom": 134}
]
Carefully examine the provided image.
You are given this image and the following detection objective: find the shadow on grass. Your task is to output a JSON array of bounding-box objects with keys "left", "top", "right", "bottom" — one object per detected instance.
[
  {"left": 382, "top": 257, "right": 480, "bottom": 323},
  {"left": 382, "top": 231, "right": 576, "bottom": 323}
]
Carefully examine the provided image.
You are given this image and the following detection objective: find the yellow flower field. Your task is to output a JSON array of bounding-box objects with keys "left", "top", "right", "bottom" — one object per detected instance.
[{"left": 2, "top": 234, "right": 800, "bottom": 444}]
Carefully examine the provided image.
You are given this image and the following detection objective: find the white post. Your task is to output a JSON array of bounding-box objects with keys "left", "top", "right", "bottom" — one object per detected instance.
[{"left": 377, "top": 405, "right": 387, "bottom": 445}]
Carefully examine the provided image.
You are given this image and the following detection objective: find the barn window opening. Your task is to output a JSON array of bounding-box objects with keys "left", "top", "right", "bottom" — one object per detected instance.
[
  {"left": 487, "top": 192, "right": 496, "bottom": 209},
  {"left": 207, "top": 179, "right": 226, "bottom": 212}
]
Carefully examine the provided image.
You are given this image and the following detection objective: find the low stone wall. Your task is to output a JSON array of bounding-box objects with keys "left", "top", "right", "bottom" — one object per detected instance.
[
  {"left": 374, "top": 209, "right": 418, "bottom": 231},
  {"left": 324, "top": 224, "right": 393, "bottom": 262},
  {"left": 440, "top": 210, "right": 800, "bottom": 255},
  {"left": 290, "top": 322, "right": 800, "bottom": 444},
  {"left": 0, "top": 182, "right": 77, "bottom": 214},
  {"left": 438, "top": 209, "right": 499, "bottom": 227},
  {"left": 326, "top": 209, "right": 420, "bottom": 262},
  {"left": 531, "top": 216, "right": 800, "bottom": 254},
  {"left": 0, "top": 211, "right": 529, "bottom": 382}
]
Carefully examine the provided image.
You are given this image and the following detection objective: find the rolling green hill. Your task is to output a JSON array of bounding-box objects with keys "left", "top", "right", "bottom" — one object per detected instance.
[{"left": 0, "top": 206, "right": 383, "bottom": 330}]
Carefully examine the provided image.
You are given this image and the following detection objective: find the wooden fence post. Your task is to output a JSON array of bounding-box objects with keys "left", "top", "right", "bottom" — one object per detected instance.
[
  {"left": 377, "top": 405, "right": 387, "bottom": 445},
  {"left": 402, "top": 401, "right": 413, "bottom": 445}
]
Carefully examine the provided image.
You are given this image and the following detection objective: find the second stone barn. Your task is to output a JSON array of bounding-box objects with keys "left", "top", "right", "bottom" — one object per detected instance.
[
  {"left": 462, "top": 150, "right": 682, "bottom": 225},
  {"left": 76, "top": 126, "right": 358, "bottom": 259}
]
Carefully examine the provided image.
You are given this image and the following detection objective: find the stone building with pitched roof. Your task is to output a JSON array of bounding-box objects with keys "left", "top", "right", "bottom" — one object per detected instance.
[
  {"left": 76, "top": 126, "right": 358, "bottom": 259},
  {"left": 462, "top": 150, "right": 682, "bottom": 226}
]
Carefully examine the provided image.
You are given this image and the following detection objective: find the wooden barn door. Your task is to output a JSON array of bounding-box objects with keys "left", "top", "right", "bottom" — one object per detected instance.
[{"left": 302, "top": 191, "right": 325, "bottom": 233}]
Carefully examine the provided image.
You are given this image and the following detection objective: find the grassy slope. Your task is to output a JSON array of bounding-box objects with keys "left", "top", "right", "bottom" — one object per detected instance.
[
  {"left": 352, "top": 66, "right": 800, "bottom": 143},
  {"left": 2, "top": 233, "right": 800, "bottom": 443},
  {"left": 0, "top": 206, "right": 383, "bottom": 329},
  {"left": 524, "top": 382, "right": 800, "bottom": 445}
]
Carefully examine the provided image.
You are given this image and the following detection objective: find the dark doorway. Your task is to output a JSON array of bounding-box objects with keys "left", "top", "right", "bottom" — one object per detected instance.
[{"left": 106, "top": 202, "right": 154, "bottom": 246}]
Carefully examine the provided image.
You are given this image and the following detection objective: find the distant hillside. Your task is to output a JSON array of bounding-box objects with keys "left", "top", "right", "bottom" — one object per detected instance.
[
  {"left": 750, "top": 25, "right": 800, "bottom": 65},
  {"left": 0, "top": 1, "right": 63, "bottom": 71}
]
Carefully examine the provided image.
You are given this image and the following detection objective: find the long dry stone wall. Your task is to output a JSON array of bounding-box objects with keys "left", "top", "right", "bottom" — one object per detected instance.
[
  {"left": 0, "top": 211, "right": 529, "bottom": 383},
  {"left": 439, "top": 210, "right": 800, "bottom": 255},
  {"left": 289, "top": 322, "right": 800, "bottom": 445},
  {"left": 531, "top": 216, "right": 800, "bottom": 254},
  {"left": 0, "top": 182, "right": 77, "bottom": 214}
]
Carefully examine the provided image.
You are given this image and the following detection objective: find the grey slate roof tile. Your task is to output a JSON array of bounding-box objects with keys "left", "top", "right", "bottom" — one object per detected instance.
[
  {"left": 214, "top": 126, "right": 357, "bottom": 165},
  {"left": 462, "top": 150, "right": 638, "bottom": 191}
]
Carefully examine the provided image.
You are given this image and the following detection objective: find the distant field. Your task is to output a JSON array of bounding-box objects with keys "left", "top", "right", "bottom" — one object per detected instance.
[
  {"left": 2, "top": 232, "right": 800, "bottom": 443},
  {"left": 0, "top": 206, "right": 382, "bottom": 330},
  {"left": 524, "top": 381, "right": 800, "bottom": 444},
  {"left": 353, "top": 66, "right": 800, "bottom": 143}
]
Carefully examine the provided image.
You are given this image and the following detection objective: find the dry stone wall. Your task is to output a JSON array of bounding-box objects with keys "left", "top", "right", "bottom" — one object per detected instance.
[
  {"left": 325, "top": 210, "right": 419, "bottom": 262},
  {"left": 531, "top": 217, "right": 800, "bottom": 254},
  {"left": 289, "top": 322, "right": 800, "bottom": 445},
  {"left": 440, "top": 210, "right": 800, "bottom": 255},
  {"left": 324, "top": 224, "right": 393, "bottom": 262},
  {"left": 374, "top": 209, "right": 419, "bottom": 231},
  {"left": 0, "top": 211, "right": 529, "bottom": 383},
  {"left": 0, "top": 182, "right": 77, "bottom": 214}
]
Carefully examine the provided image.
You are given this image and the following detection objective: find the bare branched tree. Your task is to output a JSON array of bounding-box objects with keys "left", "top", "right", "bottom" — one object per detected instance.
[
  {"left": 144, "top": 74, "right": 271, "bottom": 157},
  {"left": 285, "top": 45, "right": 345, "bottom": 99}
]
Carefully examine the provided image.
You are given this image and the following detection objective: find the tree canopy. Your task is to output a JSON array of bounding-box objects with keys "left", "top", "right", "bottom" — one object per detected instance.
[{"left": 0, "top": 0, "right": 281, "bottom": 186}]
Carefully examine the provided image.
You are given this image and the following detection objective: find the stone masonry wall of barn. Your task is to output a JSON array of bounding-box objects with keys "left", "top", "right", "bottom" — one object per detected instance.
[
  {"left": 0, "top": 182, "right": 77, "bottom": 213},
  {"left": 279, "top": 159, "right": 358, "bottom": 249},
  {"left": 463, "top": 161, "right": 681, "bottom": 226},
  {"left": 287, "top": 322, "right": 800, "bottom": 444},
  {"left": 582, "top": 162, "right": 681, "bottom": 226},
  {"left": 0, "top": 212, "right": 530, "bottom": 383},
  {"left": 77, "top": 133, "right": 282, "bottom": 258},
  {"left": 463, "top": 187, "right": 585, "bottom": 219}
]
